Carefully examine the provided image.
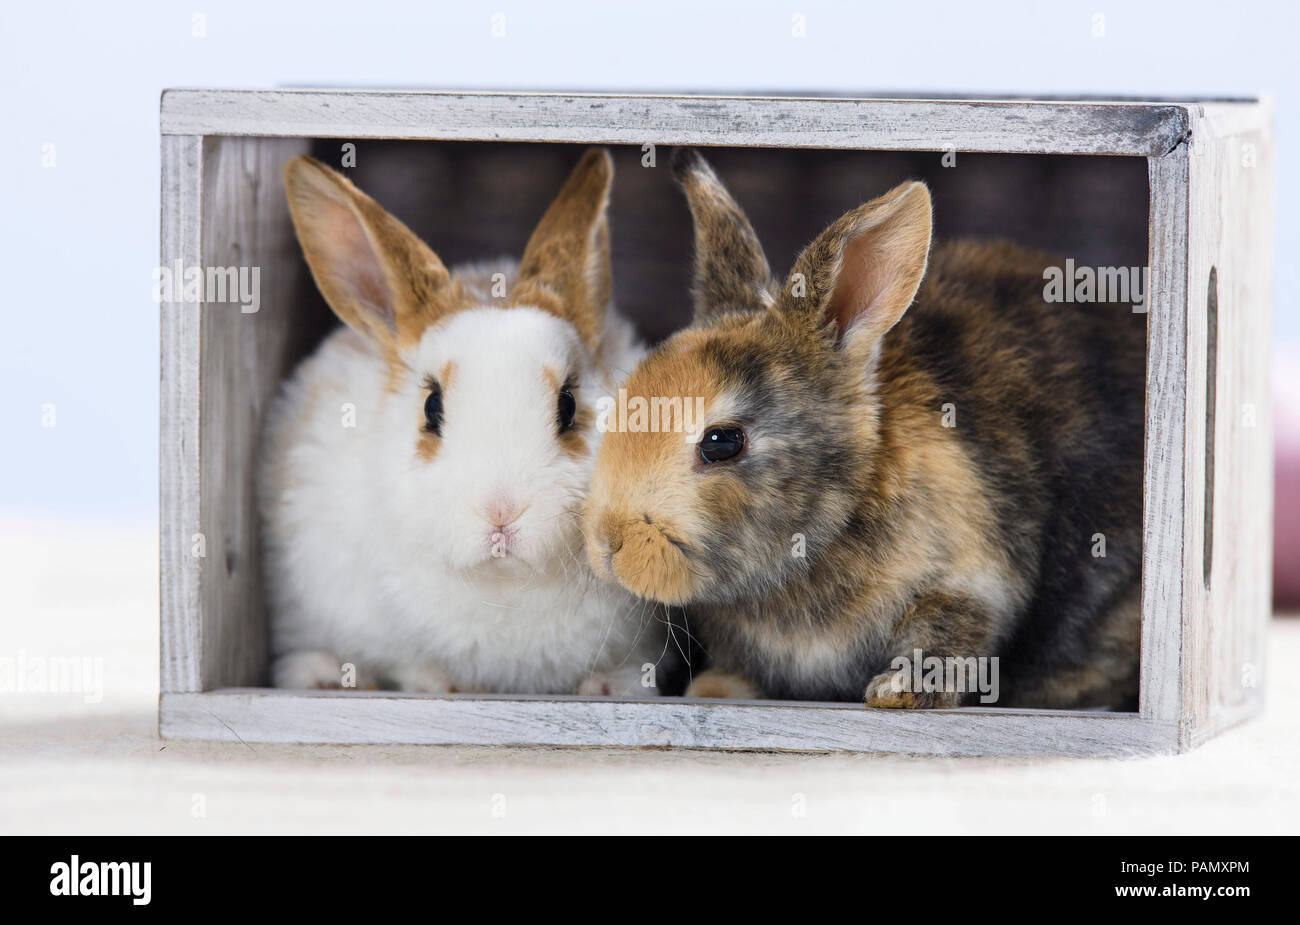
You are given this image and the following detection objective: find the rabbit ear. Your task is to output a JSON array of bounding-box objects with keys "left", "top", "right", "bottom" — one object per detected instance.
[
  {"left": 672, "top": 149, "right": 776, "bottom": 324},
  {"left": 777, "top": 180, "right": 932, "bottom": 356},
  {"left": 509, "top": 147, "right": 614, "bottom": 351},
  {"left": 283, "top": 156, "right": 454, "bottom": 355}
]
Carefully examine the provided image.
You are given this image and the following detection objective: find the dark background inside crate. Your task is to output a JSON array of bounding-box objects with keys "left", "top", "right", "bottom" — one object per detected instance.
[
  {"left": 286, "top": 140, "right": 1150, "bottom": 353},
  {"left": 242, "top": 139, "right": 1149, "bottom": 697}
]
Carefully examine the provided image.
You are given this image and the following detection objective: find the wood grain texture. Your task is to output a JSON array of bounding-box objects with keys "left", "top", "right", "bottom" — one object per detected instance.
[
  {"left": 159, "top": 134, "right": 204, "bottom": 693},
  {"left": 157, "top": 91, "right": 1274, "bottom": 753},
  {"left": 1180, "top": 101, "right": 1275, "bottom": 748},
  {"left": 159, "top": 89, "right": 1192, "bottom": 156},
  {"left": 198, "top": 136, "right": 312, "bottom": 688},
  {"left": 160, "top": 690, "right": 1175, "bottom": 756},
  {"left": 1140, "top": 147, "right": 1191, "bottom": 725}
]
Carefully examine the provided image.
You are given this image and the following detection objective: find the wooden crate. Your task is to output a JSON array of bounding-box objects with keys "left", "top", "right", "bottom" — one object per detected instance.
[{"left": 158, "top": 90, "right": 1274, "bottom": 755}]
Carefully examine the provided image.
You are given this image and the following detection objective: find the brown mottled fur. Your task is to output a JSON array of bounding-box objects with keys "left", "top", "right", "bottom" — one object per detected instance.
[{"left": 585, "top": 150, "right": 1144, "bottom": 710}]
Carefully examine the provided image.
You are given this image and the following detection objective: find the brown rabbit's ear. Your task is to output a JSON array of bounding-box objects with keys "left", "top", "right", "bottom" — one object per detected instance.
[
  {"left": 777, "top": 180, "right": 932, "bottom": 356},
  {"left": 509, "top": 147, "right": 614, "bottom": 350},
  {"left": 671, "top": 148, "right": 776, "bottom": 324},
  {"left": 283, "top": 155, "right": 455, "bottom": 356}
]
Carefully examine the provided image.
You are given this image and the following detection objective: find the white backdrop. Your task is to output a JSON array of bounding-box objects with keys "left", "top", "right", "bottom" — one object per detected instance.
[{"left": 2, "top": 0, "right": 1295, "bottom": 520}]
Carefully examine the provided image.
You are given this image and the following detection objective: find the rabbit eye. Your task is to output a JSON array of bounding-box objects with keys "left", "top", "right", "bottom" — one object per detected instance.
[
  {"left": 700, "top": 426, "right": 746, "bottom": 464},
  {"left": 557, "top": 388, "right": 577, "bottom": 433},
  {"left": 423, "top": 385, "right": 443, "bottom": 435}
]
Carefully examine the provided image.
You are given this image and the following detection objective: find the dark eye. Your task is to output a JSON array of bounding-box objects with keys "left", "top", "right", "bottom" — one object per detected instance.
[
  {"left": 700, "top": 426, "right": 746, "bottom": 464},
  {"left": 424, "top": 385, "right": 443, "bottom": 435},
  {"left": 557, "top": 388, "right": 577, "bottom": 433}
]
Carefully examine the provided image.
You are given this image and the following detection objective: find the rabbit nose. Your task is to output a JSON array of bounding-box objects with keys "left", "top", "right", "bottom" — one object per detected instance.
[
  {"left": 600, "top": 513, "right": 625, "bottom": 555},
  {"left": 477, "top": 495, "right": 524, "bottom": 529}
]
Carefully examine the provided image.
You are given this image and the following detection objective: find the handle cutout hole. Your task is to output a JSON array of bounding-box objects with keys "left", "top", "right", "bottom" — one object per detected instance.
[{"left": 1203, "top": 267, "right": 1218, "bottom": 590}]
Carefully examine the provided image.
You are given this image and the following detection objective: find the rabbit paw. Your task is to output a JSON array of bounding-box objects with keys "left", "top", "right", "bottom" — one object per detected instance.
[
  {"left": 272, "top": 651, "right": 347, "bottom": 689},
  {"left": 387, "top": 663, "right": 457, "bottom": 693},
  {"left": 684, "top": 669, "right": 760, "bottom": 700},
  {"left": 864, "top": 670, "right": 960, "bottom": 709},
  {"left": 578, "top": 665, "right": 656, "bottom": 697}
]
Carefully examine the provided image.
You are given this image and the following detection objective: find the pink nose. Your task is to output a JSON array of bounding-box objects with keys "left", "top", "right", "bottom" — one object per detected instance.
[{"left": 478, "top": 495, "right": 522, "bottom": 529}]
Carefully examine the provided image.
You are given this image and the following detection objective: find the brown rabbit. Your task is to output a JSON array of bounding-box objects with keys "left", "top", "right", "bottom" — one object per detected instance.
[{"left": 583, "top": 149, "right": 1145, "bottom": 709}]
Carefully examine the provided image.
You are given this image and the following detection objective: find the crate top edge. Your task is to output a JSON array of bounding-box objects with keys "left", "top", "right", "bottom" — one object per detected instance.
[
  {"left": 159, "top": 86, "right": 1262, "bottom": 102},
  {"left": 159, "top": 88, "right": 1214, "bottom": 156}
]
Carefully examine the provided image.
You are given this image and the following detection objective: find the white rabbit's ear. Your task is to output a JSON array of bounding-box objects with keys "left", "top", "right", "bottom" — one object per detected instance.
[
  {"left": 777, "top": 180, "right": 932, "bottom": 356},
  {"left": 671, "top": 148, "right": 776, "bottom": 324},
  {"left": 284, "top": 156, "right": 455, "bottom": 355},
  {"left": 509, "top": 148, "right": 614, "bottom": 351}
]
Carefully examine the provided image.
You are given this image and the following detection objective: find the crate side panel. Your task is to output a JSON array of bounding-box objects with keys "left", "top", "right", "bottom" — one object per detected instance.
[
  {"left": 160, "top": 135, "right": 204, "bottom": 693},
  {"left": 198, "top": 136, "right": 312, "bottom": 688},
  {"left": 1182, "top": 108, "right": 1274, "bottom": 742}
]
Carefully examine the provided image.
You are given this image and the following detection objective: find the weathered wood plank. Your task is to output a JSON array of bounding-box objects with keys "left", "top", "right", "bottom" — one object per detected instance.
[
  {"left": 1140, "top": 146, "right": 1191, "bottom": 727},
  {"left": 198, "top": 136, "right": 312, "bottom": 688},
  {"left": 1193, "top": 99, "right": 1275, "bottom": 141},
  {"left": 159, "top": 135, "right": 204, "bottom": 694},
  {"left": 1180, "top": 101, "right": 1274, "bottom": 748},
  {"left": 159, "top": 89, "right": 1192, "bottom": 156},
  {"left": 161, "top": 690, "right": 1176, "bottom": 756}
]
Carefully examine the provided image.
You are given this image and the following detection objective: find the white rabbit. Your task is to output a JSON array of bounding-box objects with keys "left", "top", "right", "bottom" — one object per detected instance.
[{"left": 260, "top": 148, "right": 668, "bottom": 696}]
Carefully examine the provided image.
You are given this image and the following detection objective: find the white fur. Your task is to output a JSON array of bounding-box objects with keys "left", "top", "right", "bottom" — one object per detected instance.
[{"left": 259, "top": 260, "right": 665, "bottom": 695}]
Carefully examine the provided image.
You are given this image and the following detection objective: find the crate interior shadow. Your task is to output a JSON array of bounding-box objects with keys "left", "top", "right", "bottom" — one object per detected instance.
[
  {"left": 290, "top": 141, "right": 1149, "bottom": 350},
  {"left": 261, "top": 140, "right": 1150, "bottom": 689}
]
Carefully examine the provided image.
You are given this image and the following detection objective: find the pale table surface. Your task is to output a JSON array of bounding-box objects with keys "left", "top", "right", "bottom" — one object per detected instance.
[{"left": 3, "top": 519, "right": 1296, "bottom": 835}]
